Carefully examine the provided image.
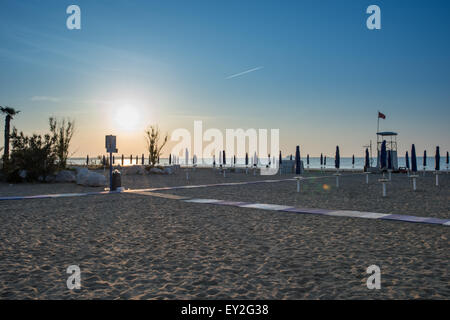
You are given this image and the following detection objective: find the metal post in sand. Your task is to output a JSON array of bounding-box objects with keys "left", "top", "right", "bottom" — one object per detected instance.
[
  {"left": 295, "top": 176, "right": 302, "bottom": 193},
  {"left": 365, "top": 172, "right": 370, "bottom": 184},
  {"left": 379, "top": 178, "right": 388, "bottom": 197}
]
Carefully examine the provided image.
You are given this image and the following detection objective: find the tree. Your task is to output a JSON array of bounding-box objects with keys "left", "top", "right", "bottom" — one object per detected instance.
[
  {"left": 1, "top": 106, "right": 20, "bottom": 167},
  {"left": 145, "top": 125, "right": 167, "bottom": 167},
  {"left": 49, "top": 117, "right": 75, "bottom": 169}
]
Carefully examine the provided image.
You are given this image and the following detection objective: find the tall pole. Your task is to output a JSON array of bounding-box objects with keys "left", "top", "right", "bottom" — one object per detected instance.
[{"left": 109, "top": 152, "right": 113, "bottom": 191}]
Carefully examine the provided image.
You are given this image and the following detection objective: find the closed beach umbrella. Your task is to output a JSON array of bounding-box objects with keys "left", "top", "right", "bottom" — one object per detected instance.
[
  {"left": 387, "top": 150, "right": 392, "bottom": 170},
  {"left": 136, "top": 155, "right": 138, "bottom": 164},
  {"left": 447, "top": 151, "right": 449, "bottom": 165},
  {"left": 380, "top": 140, "right": 387, "bottom": 170},
  {"left": 169, "top": 154, "right": 172, "bottom": 165},
  {"left": 435, "top": 146, "right": 440, "bottom": 171},
  {"left": 254, "top": 151, "right": 257, "bottom": 166},
  {"left": 324, "top": 156, "right": 327, "bottom": 166},
  {"left": 279, "top": 151, "right": 282, "bottom": 165},
  {"left": 129, "top": 154, "right": 132, "bottom": 164},
  {"left": 352, "top": 154, "right": 355, "bottom": 166},
  {"left": 268, "top": 154, "right": 271, "bottom": 165},
  {"left": 245, "top": 152, "right": 249, "bottom": 166},
  {"left": 423, "top": 150, "right": 427, "bottom": 168},
  {"left": 320, "top": 153, "right": 323, "bottom": 166},
  {"left": 295, "top": 146, "right": 301, "bottom": 174},
  {"left": 142, "top": 154, "right": 144, "bottom": 165},
  {"left": 411, "top": 144, "right": 417, "bottom": 172},
  {"left": 335, "top": 146, "right": 340, "bottom": 169},
  {"left": 185, "top": 148, "right": 189, "bottom": 165},
  {"left": 213, "top": 154, "right": 216, "bottom": 166},
  {"left": 86, "top": 155, "right": 89, "bottom": 166},
  {"left": 307, "top": 154, "right": 310, "bottom": 166},
  {"left": 405, "top": 151, "right": 410, "bottom": 169},
  {"left": 121, "top": 154, "right": 124, "bottom": 166},
  {"left": 234, "top": 155, "right": 236, "bottom": 165},
  {"left": 290, "top": 154, "right": 292, "bottom": 161},
  {"left": 223, "top": 150, "right": 226, "bottom": 165},
  {"left": 365, "top": 148, "right": 370, "bottom": 170}
]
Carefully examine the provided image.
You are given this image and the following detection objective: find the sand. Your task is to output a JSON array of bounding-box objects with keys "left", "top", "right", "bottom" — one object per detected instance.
[{"left": 0, "top": 168, "right": 449, "bottom": 299}]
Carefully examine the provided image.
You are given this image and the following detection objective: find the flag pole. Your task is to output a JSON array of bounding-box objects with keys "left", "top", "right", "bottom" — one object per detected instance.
[{"left": 377, "top": 110, "right": 380, "bottom": 133}]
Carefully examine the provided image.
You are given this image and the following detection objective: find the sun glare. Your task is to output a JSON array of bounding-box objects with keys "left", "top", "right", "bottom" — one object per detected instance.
[{"left": 114, "top": 105, "right": 140, "bottom": 131}]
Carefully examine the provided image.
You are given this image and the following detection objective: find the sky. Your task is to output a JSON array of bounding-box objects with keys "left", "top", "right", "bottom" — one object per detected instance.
[{"left": 0, "top": 0, "right": 449, "bottom": 157}]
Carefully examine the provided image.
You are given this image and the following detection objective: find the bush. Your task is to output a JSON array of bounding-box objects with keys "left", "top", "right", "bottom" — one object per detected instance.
[{"left": 6, "top": 129, "right": 58, "bottom": 182}]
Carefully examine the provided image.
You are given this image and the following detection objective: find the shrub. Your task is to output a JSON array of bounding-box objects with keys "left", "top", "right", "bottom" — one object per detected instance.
[
  {"left": 7, "top": 128, "right": 58, "bottom": 182},
  {"left": 49, "top": 117, "right": 75, "bottom": 169}
]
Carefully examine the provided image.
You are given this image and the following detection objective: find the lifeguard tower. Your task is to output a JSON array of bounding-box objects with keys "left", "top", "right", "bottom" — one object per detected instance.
[{"left": 376, "top": 131, "right": 399, "bottom": 170}]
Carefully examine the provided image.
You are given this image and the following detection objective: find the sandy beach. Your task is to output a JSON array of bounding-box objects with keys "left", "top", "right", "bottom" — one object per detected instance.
[{"left": 0, "top": 168, "right": 448, "bottom": 299}]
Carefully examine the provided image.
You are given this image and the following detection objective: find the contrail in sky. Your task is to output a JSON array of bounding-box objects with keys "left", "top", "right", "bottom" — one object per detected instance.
[{"left": 226, "top": 66, "right": 264, "bottom": 79}]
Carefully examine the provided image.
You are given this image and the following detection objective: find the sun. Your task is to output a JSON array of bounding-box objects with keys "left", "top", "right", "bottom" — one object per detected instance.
[{"left": 114, "top": 105, "right": 140, "bottom": 131}]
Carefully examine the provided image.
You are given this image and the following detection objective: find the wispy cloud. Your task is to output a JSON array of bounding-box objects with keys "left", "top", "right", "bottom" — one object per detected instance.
[
  {"left": 30, "top": 96, "right": 61, "bottom": 102},
  {"left": 226, "top": 66, "right": 264, "bottom": 79}
]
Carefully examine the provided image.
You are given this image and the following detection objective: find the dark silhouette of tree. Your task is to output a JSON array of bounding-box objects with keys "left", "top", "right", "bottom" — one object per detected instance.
[{"left": 1, "top": 106, "right": 20, "bottom": 168}]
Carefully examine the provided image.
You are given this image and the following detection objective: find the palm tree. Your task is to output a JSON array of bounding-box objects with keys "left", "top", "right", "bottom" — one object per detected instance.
[{"left": 1, "top": 106, "right": 20, "bottom": 165}]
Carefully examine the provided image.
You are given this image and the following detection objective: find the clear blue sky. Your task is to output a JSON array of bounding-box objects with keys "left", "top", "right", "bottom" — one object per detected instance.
[{"left": 0, "top": 0, "right": 449, "bottom": 156}]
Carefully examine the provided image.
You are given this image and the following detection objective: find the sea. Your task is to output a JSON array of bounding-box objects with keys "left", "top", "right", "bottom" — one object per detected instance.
[{"left": 67, "top": 156, "right": 448, "bottom": 171}]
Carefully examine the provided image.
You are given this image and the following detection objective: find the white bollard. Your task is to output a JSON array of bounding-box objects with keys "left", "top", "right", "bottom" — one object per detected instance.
[
  {"left": 379, "top": 178, "right": 388, "bottom": 197},
  {"left": 295, "top": 177, "right": 301, "bottom": 192},
  {"left": 412, "top": 176, "right": 417, "bottom": 191},
  {"left": 334, "top": 173, "right": 341, "bottom": 188}
]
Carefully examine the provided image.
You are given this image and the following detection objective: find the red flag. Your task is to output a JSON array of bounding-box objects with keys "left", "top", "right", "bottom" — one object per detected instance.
[{"left": 378, "top": 112, "right": 386, "bottom": 119}]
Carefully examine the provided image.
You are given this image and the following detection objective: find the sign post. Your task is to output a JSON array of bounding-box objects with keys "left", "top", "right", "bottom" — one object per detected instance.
[{"left": 105, "top": 135, "right": 118, "bottom": 191}]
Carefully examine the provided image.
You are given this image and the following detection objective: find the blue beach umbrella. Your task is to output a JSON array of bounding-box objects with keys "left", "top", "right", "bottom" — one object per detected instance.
[
  {"left": 365, "top": 148, "right": 370, "bottom": 170},
  {"left": 352, "top": 154, "right": 355, "bottom": 166},
  {"left": 387, "top": 150, "right": 392, "bottom": 170},
  {"left": 324, "top": 156, "right": 327, "bottom": 166},
  {"left": 405, "top": 151, "right": 410, "bottom": 170},
  {"left": 295, "top": 146, "right": 301, "bottom": 174},
  {"left": 307, "top": 154, "right": 310, "bottom": 166},
  {"left": 423, "top": 150, "right": 427, "bottom": 168},
  {"left": 435, "top": 146, "right": 440, "bottom": 171},
  {"left": 335, "top": 146, "right": 340, "bottom": 169},
  {"left": 320, "top": 153, "right": 323, "bottom": 166},
  {"left": 380, "top": 140, "right": 387, "bottom": 170},
  {"left": 411, "top": 144, "right": 417, "bottom": 172}
]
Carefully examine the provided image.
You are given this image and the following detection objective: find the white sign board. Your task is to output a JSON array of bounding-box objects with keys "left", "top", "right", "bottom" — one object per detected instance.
[{"left": 105, "top": 135, "right": 118, "bottom": 153}]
